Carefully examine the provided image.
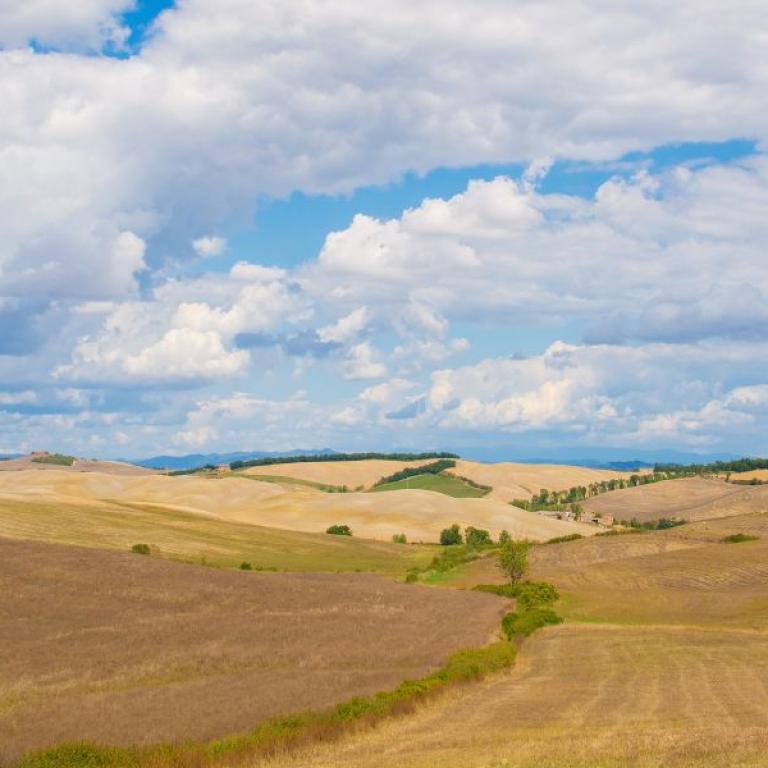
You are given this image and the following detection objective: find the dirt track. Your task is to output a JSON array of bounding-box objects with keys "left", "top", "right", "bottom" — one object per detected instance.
[{"left": 0, "top": 538, "right": 505, "bottom": 761}]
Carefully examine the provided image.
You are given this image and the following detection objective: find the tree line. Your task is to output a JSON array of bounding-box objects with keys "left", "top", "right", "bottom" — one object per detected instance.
[{"left": 230, "top": 451, "right": 458, "bottom": 470}]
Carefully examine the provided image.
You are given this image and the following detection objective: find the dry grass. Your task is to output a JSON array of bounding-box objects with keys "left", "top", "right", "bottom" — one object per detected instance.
[
  {"left": 0, "top": 455, "right": 154, "bottom": 475},
  {"left": 0, "top": 496, "right": 433, "bottom": 576},
  {"left": 0, "top": 537, "right": 507, "bottom": 762},
  {"left": 240, "top": 460, "right": 436, "bottom": 489},
  {"left": 582, "top": 477, "right": 768, "bottom": 523},
  {"left": 261, "top": 511, "right": 768, "bottom": 768},
  {"left": 729, "top": 469, "right": 768, "bottom": 483},
  {"left": 261, "top": 624, "right": 768, "bottom": 768},
  {"left": 0, "top": 469, "right": 596, "bottom": 543},
  {"left": 453, "top": 461, "right": 637, "bottom": 503}
]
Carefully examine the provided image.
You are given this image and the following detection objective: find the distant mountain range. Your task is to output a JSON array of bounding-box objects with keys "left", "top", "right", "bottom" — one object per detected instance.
[{"left": 125, "top": 446, "right": 743, "bottom": 471}]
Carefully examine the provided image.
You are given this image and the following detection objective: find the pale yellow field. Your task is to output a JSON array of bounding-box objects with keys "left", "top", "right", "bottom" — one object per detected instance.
[
  {"left": 241, "top": 459, "right": 435, "bottom": 488},
  {"left": 0, "top": 469, "right": 595, "bottom": 543},
  {"left": 729, "top": 469, "right": 768, "bottom": 483},
  {"left": 453, "top": 460, "right": 636, "bottom": 502},
  {"left": 240, "top": 459, "right": 635, "bottom": 501}
]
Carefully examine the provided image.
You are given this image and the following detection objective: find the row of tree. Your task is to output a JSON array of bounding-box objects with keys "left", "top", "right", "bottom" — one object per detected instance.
[
  {"left": 374, "top": 459, "right": 457, "bottom": 486},
  {"left": 231, "top": 451, "right": 458, "bottom": 470}
]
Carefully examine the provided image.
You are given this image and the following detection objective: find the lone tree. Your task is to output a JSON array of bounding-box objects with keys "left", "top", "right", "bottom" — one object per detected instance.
[
  {"left": 439, "top": 524, "right": 463, "bottom": 545},
  {"left": 497, "top": 539, "right": 530, "bottom": 585}
]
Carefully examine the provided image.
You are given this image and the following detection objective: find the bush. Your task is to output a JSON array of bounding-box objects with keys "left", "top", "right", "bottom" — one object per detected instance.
[
  {"left": 502, "top": 608, "right": 563, "bottom": 639},
  {"left": 405, "top": 570, "right": 419, "bottom": 583},
  {"left": 512, "top": 581, "right": 559, "bottom": 610},
  {"left": 472, "top": 581, "right": 559, "bottom": 609},
  {"left": 240, "top": 561, "right": 253, "bottom": 570},
  {"left": 439, "top": 524, "right": 463, "bottom": 546},
  {"left": 392, "top": 533, "right": 407, "bottom": 544},
  {"left": 465, "top": 526, "right": 492, "bottom": 549},
  {"left": 130, "top": 543, "right": 150, "bottom": 555},
  {"left": 326, "top": 524, "right": 352, "bottom": 536},
  {"left": 722, "top": 533, "right": 759, "bottom": 543},
  {"left": 498, "top": 529, "right": 511, "bottom": 545}
]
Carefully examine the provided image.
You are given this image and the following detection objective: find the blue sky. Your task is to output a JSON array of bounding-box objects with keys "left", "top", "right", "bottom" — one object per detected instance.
[{"left": 1, "top": 1, "right": 768, "bottom": 459}]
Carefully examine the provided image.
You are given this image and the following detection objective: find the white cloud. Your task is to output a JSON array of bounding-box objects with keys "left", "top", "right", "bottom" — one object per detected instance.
[
  {"left": 192, "top": 236, "right": 227, "bottom": 257},
  {"left": 318, "top": 307, "right": 370, "bottom": 344},
  {"left": 343, "top": 342, "right": 387, "bottom": 380},
  {"left": 0, "top": 0, "right": 133, "bottom": 50}
]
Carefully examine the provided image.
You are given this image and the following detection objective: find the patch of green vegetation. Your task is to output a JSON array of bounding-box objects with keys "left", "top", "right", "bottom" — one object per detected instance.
[
  {"left": 472, "top": 581, "right": 559, "bottom": 610},
  {"left": 130, "top": 543, "right": 150, "bottom": 555},
  {"left": 30, "top": 453, "right": 75, "bottom": 466},
  {"left": 502, "top": 607, "right": 564, "bottom": 638},
  {"left": 371, "top": 472, "right": 488, "bottom": 497},
  {"left": 721, "top": 533, "right": 759, "bottom": 543},
  {"left": 618, "top": 517, "right": 686, "bottom": 530}
]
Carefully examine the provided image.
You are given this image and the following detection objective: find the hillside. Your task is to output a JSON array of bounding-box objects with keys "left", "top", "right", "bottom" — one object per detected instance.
[
  {"left": 0, "top": 453, "right": 155, "bottom": 476},
  {"left": 582, "top": 476, "right": 768, "bottom": 523},
  {"left": 0, "top": 469, "right": 596, "bottom": 543},
  {"left": 0, "top": 537, "right": 504, "bottom": 760},
  {"left": 266, "top": 512, "right": 768, "bottom": 768},
  {"left": 452, "top": 460, "right": 637, "bottom": 502}
]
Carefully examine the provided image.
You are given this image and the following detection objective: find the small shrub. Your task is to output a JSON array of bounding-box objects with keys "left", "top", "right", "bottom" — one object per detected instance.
[
  {"left": 498, "top": 529, "right": 511, "bottom": 545},
  {"left": 240, "top": 561, "right": 253, "bottom": 570},
  {"left": 326, "top": 524, "right": 352, "bottom": 536},
  {"left": 405, "top": 571, "right": 419, "bottom": 583},
  {"left": 439, "top": 524, "right": 462, "bottom": 545},
  {"left": 502, "top": 608, "right": 563, "bottom": 639},
  {"left": 722, "top": 533, "right": 759, "bottom": 543},
  {"left": 130, "top": 543, "right": 150, "bottom": 555},
  {"left": 392, "top": 533, "right": 407, "bottom": 544}
]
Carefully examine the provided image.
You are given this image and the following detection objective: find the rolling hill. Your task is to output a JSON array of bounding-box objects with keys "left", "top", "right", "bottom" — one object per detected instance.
[{"left": 582, "top": 476, "right": 768, "bottom": 523}]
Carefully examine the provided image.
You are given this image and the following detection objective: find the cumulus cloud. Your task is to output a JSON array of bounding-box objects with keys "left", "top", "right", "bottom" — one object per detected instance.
[
  {"left": 343, "top": 343, "right": 387, "bottom": 380},
  {"left": 310, "top": 158, "right": 768, "bottom": 345}
]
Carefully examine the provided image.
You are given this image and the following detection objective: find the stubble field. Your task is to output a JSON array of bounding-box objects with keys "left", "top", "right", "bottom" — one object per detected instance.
[{"left": 0, "top": 537, "right": 506, "bottom": 762}]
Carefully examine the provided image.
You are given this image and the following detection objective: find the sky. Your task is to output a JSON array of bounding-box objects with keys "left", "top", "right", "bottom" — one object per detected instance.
[{"left": 1, "top": 0, "right": 768, "bottom": 460}]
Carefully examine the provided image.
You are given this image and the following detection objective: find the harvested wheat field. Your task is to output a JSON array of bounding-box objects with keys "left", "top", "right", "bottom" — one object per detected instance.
[
  {"left": 0, "top": 469, "right": 595, "bottom": 543},
  {"left": 264, "top": 514, "right": 768, "bottom": 768},
  {"left": 729, "top": 469, "right": 768, "bottom": 483},
  {"left": 0, "top": 537, "right": 506, "bottom": 762},
  {"left": 583, "top": 476, "right": 768, "bottom": 523},
  {"left": 452, "top": 460, "right": 636, "bottom": 503},
  {"left": 240, "top": 459, "right": 436, "bottom": 489},
  {"left": 265, "top": 623, "right": 768, "bottom": 768}
]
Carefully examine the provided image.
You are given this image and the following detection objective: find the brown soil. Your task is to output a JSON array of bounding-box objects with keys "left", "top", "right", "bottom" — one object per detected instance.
[{"left": 0, "top": 538, "right": 505, "bottom": 761}]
